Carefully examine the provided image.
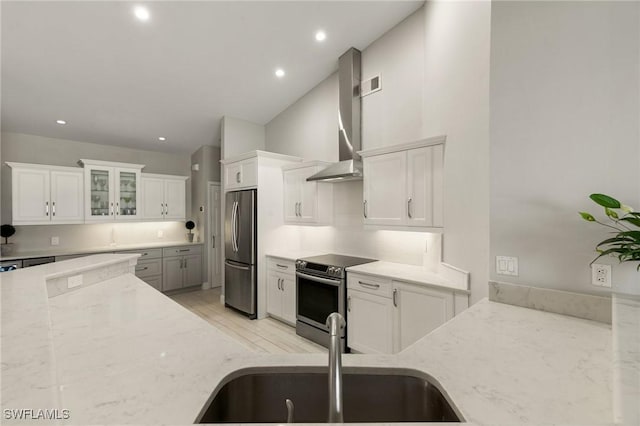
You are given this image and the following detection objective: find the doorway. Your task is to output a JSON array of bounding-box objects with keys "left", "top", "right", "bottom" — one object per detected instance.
[{"left": 207, "top": 182, "right": 222, "bottom": 288}]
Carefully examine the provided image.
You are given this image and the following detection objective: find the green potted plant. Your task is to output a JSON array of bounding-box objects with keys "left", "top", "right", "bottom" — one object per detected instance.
[
  {"left": 186, "top": 220, "right": 196, "bottom": 243},
  {"left": 1, "top": 224, "right": 16, "bottom": 256},
  {"left": 579, "top": 194, "right": 640, "bottom": 271}
]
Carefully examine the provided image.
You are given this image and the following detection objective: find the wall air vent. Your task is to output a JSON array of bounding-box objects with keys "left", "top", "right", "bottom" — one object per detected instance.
[{"left": 361, "top": 74, "right": 382, "bottom": 97}]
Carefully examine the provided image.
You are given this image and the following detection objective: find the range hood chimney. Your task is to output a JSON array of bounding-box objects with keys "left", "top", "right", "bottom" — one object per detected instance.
[{"left": 307, "top": 48, "right": 362, "bottom": 182}]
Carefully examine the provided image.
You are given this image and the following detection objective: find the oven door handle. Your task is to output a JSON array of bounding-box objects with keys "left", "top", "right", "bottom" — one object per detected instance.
[{"left": 296, "top": 271, "right": 342, "bottom": 287}]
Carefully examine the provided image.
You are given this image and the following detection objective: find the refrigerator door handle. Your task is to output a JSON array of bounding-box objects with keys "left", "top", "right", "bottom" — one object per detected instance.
[
  {"left": 231, "top": 201, "right": 238, "bottom": 252},
  {"left": 225, "top": 260, "right": 250, "bottom": 271},
  {"left": 234, "top": 200, "right": 240, "bottom": 252}
]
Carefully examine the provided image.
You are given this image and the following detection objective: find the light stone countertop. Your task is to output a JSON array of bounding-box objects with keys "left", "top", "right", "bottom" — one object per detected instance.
[
  {"left": 0, "top": 241, "right": 203, "bottom": 261},
  {"left": 347, "top": 260, "right": 469, "bottom": 293},
  {"left": 265, "top": 250, "right": 328, "bottom": 262},
  {"left": 0, "top": 255, "right": 614, "bottom": 425}
]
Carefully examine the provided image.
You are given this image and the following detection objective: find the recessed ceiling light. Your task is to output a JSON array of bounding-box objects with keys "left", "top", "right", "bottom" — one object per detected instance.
[
  {"left": 56, "top": 120, "right": 66, "bottom": 125},
  {"left": 134, "top": 6, "right": 150, "bottom": 22},
  {"left": 315, "top": 31, "right": 327, "bottom": 42},
  {"left": 275, "top": 68, "right": 285, "bottom": 78},
  {"left": 158, "top": 136, "right": 166, "bottom": 141}
]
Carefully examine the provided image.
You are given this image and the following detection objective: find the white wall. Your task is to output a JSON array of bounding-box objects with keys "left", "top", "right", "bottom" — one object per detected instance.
[
  {"left": 490, "top": 1, "right": 640, "bottom": 295},
  {"left": 221, "top": 116, "right": 265, "bottom": 160},
  {"left": 264, "top": 4, "right": 490, "bottom": 302},
  {"left": 266, "top": 74, "right": 338, "bottom": 162},
  {"left": 422, "top": 1, "right": 491, "bottom": 303},
  {"left": 362, "top": 7, "right": 425, "bottom": 150}
]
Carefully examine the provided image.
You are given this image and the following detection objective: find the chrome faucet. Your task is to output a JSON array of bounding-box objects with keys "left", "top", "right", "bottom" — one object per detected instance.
[{"left": 326, "top": 312, "right": 346, "bottom": 423}]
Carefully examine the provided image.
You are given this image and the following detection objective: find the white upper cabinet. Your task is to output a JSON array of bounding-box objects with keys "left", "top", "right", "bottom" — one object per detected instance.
[
  {"left": 362, "top": 152, "right": 406, "bottom": 226},
  {"left": 141, "top": 174, "right": 188, "bottom": 221},
  {"left": 360, "top": 136, "right": 445, "bottom": 230},
  {"left": 79, "top": 160, "right": 144, "bottom": 222},
  {"left": 224, "top": 157, "right": 257, "bottom": 191},
  {"left": 282, "top": 162, "right": 333, "bottom": 225},
  {"left": 7, "top": 163, "right": 83, "bottom": 225}
]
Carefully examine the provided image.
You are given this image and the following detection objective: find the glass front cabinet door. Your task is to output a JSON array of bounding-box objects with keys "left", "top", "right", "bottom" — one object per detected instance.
[{"left": 80, "top": 160, "right": 143, "bottom": 222}]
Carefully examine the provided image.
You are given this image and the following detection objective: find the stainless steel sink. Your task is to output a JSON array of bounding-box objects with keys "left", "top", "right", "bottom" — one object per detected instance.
[{"left": 196, "top": 367, "right": 462, "bottom": 423}]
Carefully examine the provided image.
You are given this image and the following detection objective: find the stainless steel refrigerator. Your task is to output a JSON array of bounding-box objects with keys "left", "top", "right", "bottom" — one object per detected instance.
[{"left": 224, "top": 189, "right": 257, "bottom": 318}]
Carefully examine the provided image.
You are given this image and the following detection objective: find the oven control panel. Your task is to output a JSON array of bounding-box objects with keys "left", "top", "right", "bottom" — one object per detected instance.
[{"left": 296, "top": 260, "right": 345, "bottom": 278}]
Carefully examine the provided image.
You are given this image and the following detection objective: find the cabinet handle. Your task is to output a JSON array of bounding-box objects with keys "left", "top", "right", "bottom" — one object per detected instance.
[
  {"left": 276, "top": 264, "right": 288, "bottom": 270},
  {"left": 165, "top": 204, "right": 169, "bottom": 215},
  {"left": 277, "top": 278, "right": 281, "bottom": 290},
  {"left": 212, "top": 235, "right": 215, "bottom": 248},
  {"left": 347, "top": 296, "right": 352, "bottom": 312},
  {"left": 363, "top": 200, "right": 368, "bottom": 218},
  {"left": 281, "top": 279, "right": 285, "bottom": 291},
  {"left": 45, "top": 201, "right": 49, "bottom": 216},
  {"left": 393, "top": 289, "right": 398, "bottom": 307},
  {"left": 111, "top": 202, "right": 114, "bottom": 216},
  {"left": 136, "top": 266, "right": 148, "bottom": 271},
  {"left": 358, "top": 281, "right": 380, "bottom": 290},
  {"left": 407, "top": 198, "right": 412, "bottom": 219},
  {"left": 178, "top": 249, "right": 190, "bottom": 252},
  {"left": 236, "top": 171, "right": 241, "bottom": 183},
  {"left": 161, "top": 203, "right": 164, "bottom": 215},
  {"left": 183, "top": 258, "right": 188, "bottom": 269},
  {"left": 142, "top": 252, "right": 148, "bottom": 256},
  {"left": 52, "top": 201, "right": 56, "bottom": 217},
  {"left": 116, "top": 202, "right": 119, "bottom": 215}
]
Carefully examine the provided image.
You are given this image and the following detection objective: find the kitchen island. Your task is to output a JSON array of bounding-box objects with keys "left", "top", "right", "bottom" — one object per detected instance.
[{"left": 1, "top": 255, "right": 613, "bottom": 424}]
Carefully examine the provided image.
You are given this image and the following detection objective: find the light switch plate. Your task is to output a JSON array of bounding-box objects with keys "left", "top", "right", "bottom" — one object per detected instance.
[
  {"left": 51, "top": 236, "right": 59, "bottom": 246},
  {"left": 496, "top": 256, "right": 519, "bottom": 276}
]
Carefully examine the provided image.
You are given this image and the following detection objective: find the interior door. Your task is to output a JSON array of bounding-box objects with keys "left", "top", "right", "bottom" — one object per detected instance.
[{"left": 209, "top": 184, "right": 222, "bottom": 288}]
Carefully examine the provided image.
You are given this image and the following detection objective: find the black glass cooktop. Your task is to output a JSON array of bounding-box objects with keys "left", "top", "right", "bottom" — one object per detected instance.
[{"left": 298, "top": 254, "right": 376, "bottom": 268}]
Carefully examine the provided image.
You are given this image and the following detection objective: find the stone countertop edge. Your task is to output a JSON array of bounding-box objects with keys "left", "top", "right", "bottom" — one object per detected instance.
[
  {"left": 346, "top": 261, "right": 470, "bottom": 294},
  {"left": 44, "top": 253, "right": 141, "bottom": 280},
  {"left": 265, "top": 250, "right": 328, "bottom": 262},
  {"left": 0, "top": 241, "right": 204, "bottom": 261}
]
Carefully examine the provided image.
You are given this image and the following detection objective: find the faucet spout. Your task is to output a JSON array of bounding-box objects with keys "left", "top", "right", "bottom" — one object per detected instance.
[{"left": 326, "top": 312, "right": 346, "bottom": 423}]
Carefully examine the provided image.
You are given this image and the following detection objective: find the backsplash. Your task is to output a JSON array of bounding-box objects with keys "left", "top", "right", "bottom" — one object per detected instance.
[{"left": 8, "top": 221, "right": 190, "bottom": 253}]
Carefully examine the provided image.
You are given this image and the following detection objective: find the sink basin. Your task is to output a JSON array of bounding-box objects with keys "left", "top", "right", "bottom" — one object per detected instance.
[{"left": 196, "top": 367, "right": 462, "bottom": 423}]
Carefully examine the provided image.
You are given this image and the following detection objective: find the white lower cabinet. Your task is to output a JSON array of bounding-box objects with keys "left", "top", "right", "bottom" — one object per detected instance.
[
  {"left": 266, "top": 258, "right": 296, "bottom": 325},
  {"left": 347, "top": 289, "right": 394, "bottom": 354},
  {"left": 347, "top": 272, "right": 459, "bottom": 354},
  {"left": 393, "top": 281, "right": 454, "bottom": 352}
]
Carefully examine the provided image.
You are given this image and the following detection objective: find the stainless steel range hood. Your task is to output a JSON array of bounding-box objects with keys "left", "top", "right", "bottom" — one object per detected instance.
[{"left": 307, "top": 48, "right": 362, "bottom": 182}]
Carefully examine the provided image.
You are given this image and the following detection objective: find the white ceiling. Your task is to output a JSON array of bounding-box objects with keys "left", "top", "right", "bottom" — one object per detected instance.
[{"left": 1, "top": 1, "right": 423, "bottom": 154}]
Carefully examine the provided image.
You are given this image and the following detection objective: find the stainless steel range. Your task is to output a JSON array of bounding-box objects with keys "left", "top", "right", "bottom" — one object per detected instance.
[{"left": 295, "top": 254, "right": 376, "bottom": 352}]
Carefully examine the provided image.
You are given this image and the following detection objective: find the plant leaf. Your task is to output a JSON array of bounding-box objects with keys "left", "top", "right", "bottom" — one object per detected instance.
[
  {"left": 620, "top": 217, "right": 640, "bottom": 227},
  {"left": 579, "top": 212, "right": 595, "bottom": 222},
  {"left": 590, "top": 194, "right": 621, "bottom": 208}
]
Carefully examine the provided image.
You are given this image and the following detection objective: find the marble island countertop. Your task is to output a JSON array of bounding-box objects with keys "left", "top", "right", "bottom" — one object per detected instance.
[{"left": 1, "top": 255, "right": 615, "bottom": 425}]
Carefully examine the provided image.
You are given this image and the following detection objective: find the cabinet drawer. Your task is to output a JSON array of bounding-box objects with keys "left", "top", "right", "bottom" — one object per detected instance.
[
  {"left": 119, "top": 248, "right": 162, "bottom": 260},
  {"left": 347, "top": 273, "right": 392, "bottom": 298},
  {"left": 266, "top": 258, "right": 294, "bottom": 275},
  {"left": 134, "top": 258, "right": 162, "bottom": 278},
  {"left": 163, "top": 245, "right": 202, "bottom": 258}
]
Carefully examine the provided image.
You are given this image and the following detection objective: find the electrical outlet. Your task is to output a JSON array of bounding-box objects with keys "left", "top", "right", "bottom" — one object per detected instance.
[
  {"left": 157, "top": 230, "right": 164, "bottom": 238},
  {"left": 51, "top": 236, "right": 59, "bottom": 246},
  {"left": 591, "top": 264, "right": 612, "bottom": 288},
  {"left": 67, "top": 274, "right": 83, "bottom": 289}
]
